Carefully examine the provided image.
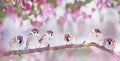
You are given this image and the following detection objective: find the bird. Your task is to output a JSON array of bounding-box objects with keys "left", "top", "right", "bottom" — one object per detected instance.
[
  {"left": 64, "top": 32, "right": 75, "bottom": 45},
  {"left": 102, "top": 37, "right": 116, "bottom": 50},
  {"left": 8, "top": 35, "right": 24, "bottom": 50},
  {"left": 88, "top": 28, "right": 104, "bottom": 60},
  {"left": 39, "top": 30, "right": 54, "bottom": 47},
  {"left": 25, "top": 28, "right": 40, "bottom": 49},
  {"left": 88, "top": 28, "right": 103, "bottom": 45}
]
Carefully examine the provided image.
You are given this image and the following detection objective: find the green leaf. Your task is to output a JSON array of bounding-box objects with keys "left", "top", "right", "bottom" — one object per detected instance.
[
  {"left": 28, "top": 6, "right": 35, "bottom": 16},
  {"left": 6, "top": 0, "right": 13, "bottom": 6},
  {"left": 16, "top": 7, "right": 23, "bottom": 14},
  {"left": 66, "top": 3, "right": 76, "bottom": 10},
  {"left": 47, "top": 0, "right": 56, "bottom": 5},
  {"left": 37, "top": 4, "right": 41, "bottom": 11},
  {"left": 15, "top": 1, "right": 19, "bottom": 8},
  {"left": 22, "top": 14, "right": 28, "bottom": 20},
  {"left": 114, "top": 0, "right": 120, "bottom": 2},
  {"left": 66, "top": 0, "right": 92, "bottom": 11},
  {"left": 0, "top": 3, "right": 4, "bottom": 10},
  {"left": 28, "top": 9, "right": 36, "bottom": 16},
  {"left": 0, "top": 11, "right": 6, "bottom": 23},
  {"left": 87, "top": 0, "right": 92, "bottom": 3},
  {"left": 118, "top": 11, "right": 120, "bottom": 15}
]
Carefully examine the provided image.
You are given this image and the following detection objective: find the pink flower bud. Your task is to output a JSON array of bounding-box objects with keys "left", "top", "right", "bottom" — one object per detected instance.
[
  {"left": 96, "top": 1, "right": 106, "bottom": 8},
  {"left": 91, "top": 8, "right": 96, "bottom": 12}
]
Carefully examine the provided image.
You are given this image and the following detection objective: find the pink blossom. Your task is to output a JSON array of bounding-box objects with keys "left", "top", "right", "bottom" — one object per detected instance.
[
  {"left": 88, "top": 15, "right": 91, "bottom": 18},
  {"left": 17, "top": 14, "right": 22, "bottom": 18},
  {"left": 34, "top": 14, "right": 38, "bottom": 18},
  {"left": 59, "top": 16, "right": 67, "bottom": 23},
  {"left": 22, "top": 3, "right": 32, "bottom": 14},
  {"left": 12, "top": 0, "right": 17, "bottom": 5},
  {"left": 96, "top": 0, "right": 106, "bottom": 8},
  {"left": 36, "top": 0, "right": 47, "bottom": 5},
  {"left": 2, "top": 6, "right": 17, "bottom": 14},
  {"left": 106, "top": 0, "right": 112, "bottom": 6},
  {"left": 91, "top": 8, "right": 96, "bottom": 12},
  {"left": 116, "top": 2, "right": 120, "bottom": 8},
  {"left": 56, "top": 0, "right": 63, "bottom": 5},
  {"left": 17, "top": 0, "right": 23, "bottom": 3},
  {"left": 42, "top": 9, "right": 55, "bottom": 18},
  {"left": 31, "top": 0, "right": 35, "bottom": 2},
  {"left": 11, "top": 6, "right": 17, "bottom": 12},
  {"left": 82, "top": 12, "right": 91, "bottom": 19},
  {"left": 42, "top": 4, "right": 55, "bottom": 18},
  {"left": 36, "top": 11, "right": 43, "bottom": 17},
  {"left": 2, "top": 7, "right": 7, "bottom": 13},
  {"left": 31, "top": 21, "right": 43, "bottom": 27},
  {"left": 71, "top": 9, "right": 80, "bottom": 22}
]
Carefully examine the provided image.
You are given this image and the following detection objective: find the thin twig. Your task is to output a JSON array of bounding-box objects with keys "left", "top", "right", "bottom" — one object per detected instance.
[
  {"left": 0, "top": 44, "right": 84, "bottom": 56},
  {"left": 0, "top": 42, "right": 119, "bottom": 57}
]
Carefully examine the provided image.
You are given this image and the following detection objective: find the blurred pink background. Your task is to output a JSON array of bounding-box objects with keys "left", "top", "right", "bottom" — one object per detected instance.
[{"left": 0, "top": 0, "right": 120, "bottom": 61}]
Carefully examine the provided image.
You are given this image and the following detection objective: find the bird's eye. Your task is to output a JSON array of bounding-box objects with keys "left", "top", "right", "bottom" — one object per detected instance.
[
  {"left": 107, "top": 40, "right": 111, "bottom": 45},
  {"left": 51, "top": 33, "right": 53, "bottom": 36},
  {"left": 34, "top": 31, "right": 39, "bottom": 34},
  {"left": 48, "top": 32, "right": 50, "bottom": 34},
  {"left": 17, "top": 38, "right": 19, "bottom": 41},
  {"left": 108, "top": 41, "right": 111, "bottom": 45},
  {"left": 17, "top": 38, "right": 22, "bottom": 44},
  {"left": 16, "top": 38, "right": 20, "bottom": 42},
  {"left": 33, "top": 31, "right": 37, "bottom": 34}
]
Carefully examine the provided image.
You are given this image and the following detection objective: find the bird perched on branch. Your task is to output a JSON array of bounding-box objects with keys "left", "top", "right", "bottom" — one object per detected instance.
[
  {"left": 64, "top": 32, "right": 75, "bottom": 45},
  {"left": 102, "top": 37, "right": 116, "bottom": 50},
  {"left": 39, "top": 30, "right": 54, "bottom": 47},
  {"left": 88, "top": 28, "right": 103, "bottom": 45},
  {"left": 25, "top": 28, "right": 40, "bottom": 49},
  {"left": 8, "top": 35, "right": 24, "bottom": 50}
]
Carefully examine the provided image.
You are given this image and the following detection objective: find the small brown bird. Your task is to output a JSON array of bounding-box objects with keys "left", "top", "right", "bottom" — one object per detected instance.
[
  {"left": 64, "top": 32, "right": 75, "bottom": 45},
  {"left": 8, "top": 35, "right": 23, "bottom": 50},
  {"left": 39, "top": 30, "right": 54, "bottom": 47},
  {"left": 25, "top": 28, "right": 40, "bottom": 49},
  {"left": 102, "top": 37, "right": 116, "bottom": 50},
  {"left": 88, "top": 28, "right": 103, "bottom": 45}
]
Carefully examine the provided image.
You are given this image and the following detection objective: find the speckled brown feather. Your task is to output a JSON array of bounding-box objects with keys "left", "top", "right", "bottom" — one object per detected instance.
[
  {"left": 39, "top": 34, "right": 47, "bottom": 43},
  {"left": 9, "top": 37, "right": 16, "bottom": 47},
  {"left": 26, "top": 34, "right": 33, "bottom": 46}
]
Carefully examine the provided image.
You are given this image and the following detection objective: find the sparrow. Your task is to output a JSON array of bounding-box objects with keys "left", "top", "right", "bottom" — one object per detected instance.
[
  {"left": 102, "top": 37, "right": 116, "bottom": 50},
  {"left": 8, "top": 35, "right": 23, "bottom": 50},
  {"left": 25, "top": 28, "right": 40, "bottom": 49},
  {"left": 64, "top": 32, "right": 75, "bottom": 45},
  {"left": 39, "top": 30, "right": 54, "bottom": 47},
  {"left": 88, "top": 28, "right": 103, "bottom": 45}
]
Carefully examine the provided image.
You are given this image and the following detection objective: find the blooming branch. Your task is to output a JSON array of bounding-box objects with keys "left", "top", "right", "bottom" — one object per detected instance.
[{"left": 0, "top": 42, "right": 118, "bottom": 57}]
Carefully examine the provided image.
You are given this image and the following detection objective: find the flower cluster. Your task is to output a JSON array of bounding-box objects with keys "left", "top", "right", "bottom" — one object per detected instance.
[
  {"left": 0, "top": 0, "right": 120, "bottom": 61},
  {"left": 0, "top": 0, "right": 120, "bottom": 24}
]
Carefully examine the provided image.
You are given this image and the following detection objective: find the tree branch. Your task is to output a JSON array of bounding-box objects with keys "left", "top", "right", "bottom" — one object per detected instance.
[{"left": 0, "top": 42, "right": 119, "bottom": 57}]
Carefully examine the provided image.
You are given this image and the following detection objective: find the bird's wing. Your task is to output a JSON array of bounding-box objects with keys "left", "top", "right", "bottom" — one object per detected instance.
[
  {"left": 26, "top": 34, "right": 32, "bottom": 46},
  {"left": 8, "top": 37, "right": 16, "bottom": 47},
  {"left": 88, "top": 32, "right": 95, "bottom": 40},
  {"left": 39, "top": 34, "right": 47, "bottom": 43},
  {"left": 72, "top": 33, "right": 75, "bottom": 42}
]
